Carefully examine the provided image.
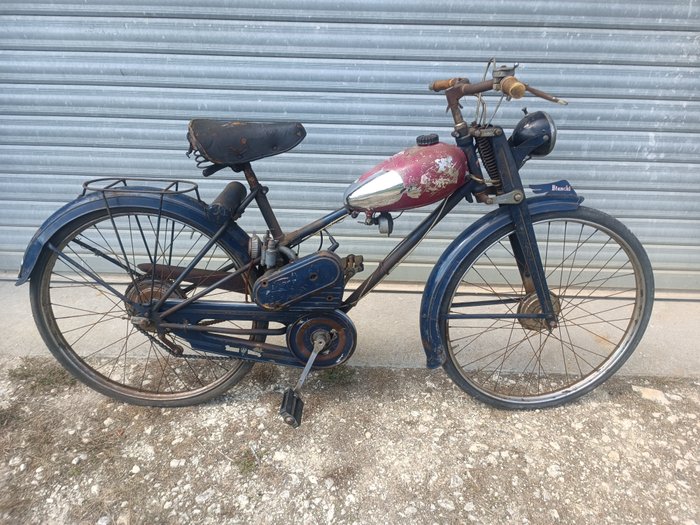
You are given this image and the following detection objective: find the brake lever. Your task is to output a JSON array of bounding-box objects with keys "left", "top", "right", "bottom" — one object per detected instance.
[{"left": 525, "top": 84, "right": 568, "bottom": 105}]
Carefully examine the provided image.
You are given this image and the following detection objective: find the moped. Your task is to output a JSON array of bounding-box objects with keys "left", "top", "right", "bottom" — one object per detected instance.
[{"left": 17, "top": 62, "right": 654, "bottom": 427}]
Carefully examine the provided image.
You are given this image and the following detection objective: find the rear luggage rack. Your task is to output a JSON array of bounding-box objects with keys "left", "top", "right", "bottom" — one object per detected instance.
[{"left": 81, "top": 177, "right": 202, "bottom": 201}]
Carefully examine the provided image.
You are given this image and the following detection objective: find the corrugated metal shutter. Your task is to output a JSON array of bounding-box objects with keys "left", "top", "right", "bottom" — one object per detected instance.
[{"left": 1, "top": 1, "right": 698, "bottom": 290}]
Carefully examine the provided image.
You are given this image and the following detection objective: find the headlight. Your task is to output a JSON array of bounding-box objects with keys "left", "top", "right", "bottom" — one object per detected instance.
[{"left": 509, "top": 111, "right": 557, "bottom": 157}]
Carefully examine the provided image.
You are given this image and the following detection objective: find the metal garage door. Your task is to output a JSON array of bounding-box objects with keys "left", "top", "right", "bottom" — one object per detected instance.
[{"left": 0, "top": 1, "right": 698, "bottom": 290}]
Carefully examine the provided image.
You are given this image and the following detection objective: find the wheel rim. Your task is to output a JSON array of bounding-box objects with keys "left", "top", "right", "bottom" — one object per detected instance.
[
  {"left": 36, "top": 210, "right": 257, "bottom": 401},
  {"left": 444, "top": 215, "right": 648, "bottom": 405}
]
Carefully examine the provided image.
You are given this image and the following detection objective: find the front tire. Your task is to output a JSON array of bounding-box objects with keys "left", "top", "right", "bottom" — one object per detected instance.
[{"left": 440, "top": 207, "right": 654, "bottom": 409}]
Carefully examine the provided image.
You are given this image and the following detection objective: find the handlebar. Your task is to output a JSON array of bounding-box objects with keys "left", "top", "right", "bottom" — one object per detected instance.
[
  {"left": 429, "top": 67, "right": 568, "bottom": 134},
  {"left": 429, "top": 73, "right": 567, "bottom": 104},
  {"left": 428, "top": 78, "right": 465, "bottom": 92}
]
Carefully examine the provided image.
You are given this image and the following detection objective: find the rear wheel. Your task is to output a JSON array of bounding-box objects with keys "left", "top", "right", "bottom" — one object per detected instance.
[
  {"left": 440, "top": 207, "right": 654, "bottom": 409},
  {"left": 30, "top": 207, "right": 262, "bottom": 407}
]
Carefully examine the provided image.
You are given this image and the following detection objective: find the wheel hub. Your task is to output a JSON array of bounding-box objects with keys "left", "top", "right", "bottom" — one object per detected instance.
[
  {"left": 517, "top": 291, "right": 561, "bottom": 331},
  {"left": 124, "top": 278, "right": 185, "bottom": 331}
]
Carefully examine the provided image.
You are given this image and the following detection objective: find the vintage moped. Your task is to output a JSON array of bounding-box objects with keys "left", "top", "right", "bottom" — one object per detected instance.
[{"left": 16, "top": 63, "right": 654, "bottom": 426}]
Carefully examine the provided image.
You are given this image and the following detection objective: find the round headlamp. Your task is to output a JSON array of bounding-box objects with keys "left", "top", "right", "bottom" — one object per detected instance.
[{"left": 509, "top": 110, "right": 557, "bottom": 157}]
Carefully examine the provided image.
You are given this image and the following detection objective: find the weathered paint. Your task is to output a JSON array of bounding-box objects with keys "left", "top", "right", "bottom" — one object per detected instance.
[
  {"left": 419, "top": 195, "right": 582, "bottom": 368},
  {"left": 252, "top": 251, "right": 345, "bottom": 310},
  {"left": 346, "top": 142, "right": 468, "bottom": 212}
]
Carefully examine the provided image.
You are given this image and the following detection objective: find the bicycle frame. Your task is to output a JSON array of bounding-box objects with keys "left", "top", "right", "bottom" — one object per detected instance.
[
  {"left": 15, "top": 124, "right": 579, "bottom": 369},
  {"left": 129, "top": 127, "right": 568, "bottom": 366}
]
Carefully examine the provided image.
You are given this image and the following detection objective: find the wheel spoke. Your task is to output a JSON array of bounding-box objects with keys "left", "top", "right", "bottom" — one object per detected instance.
[
  {"left": 35, "top": 210, "right": 261, "bottom": 404},
  {"left": 444, "top": 211, "right": 649, "bottom": 406}
]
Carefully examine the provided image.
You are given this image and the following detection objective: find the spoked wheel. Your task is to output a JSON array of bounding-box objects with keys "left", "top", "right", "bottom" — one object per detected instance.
[
  {"left": 440, "top": 207, "right": 654, "bottom": 409},
  {"left": 30, "top": 207, "right": 263, "bottom": 406}
]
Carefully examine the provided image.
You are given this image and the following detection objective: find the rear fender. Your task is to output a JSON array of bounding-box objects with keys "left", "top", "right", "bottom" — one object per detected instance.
[
  {"left": 419, "top": 195, "right": 582, "bottom": 368},
  {"left": 16, "top": 189, "right": 250, "bottom": 285}
]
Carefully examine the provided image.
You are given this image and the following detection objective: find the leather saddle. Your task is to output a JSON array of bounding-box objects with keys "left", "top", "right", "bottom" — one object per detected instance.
[{"left": 187, "top": 119, "right": 307, "bottom": 176}]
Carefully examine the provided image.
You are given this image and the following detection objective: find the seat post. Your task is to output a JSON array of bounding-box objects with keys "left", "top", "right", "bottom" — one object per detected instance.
[{"left": 240, "top": 163, "right": 283, "bottom": 239}]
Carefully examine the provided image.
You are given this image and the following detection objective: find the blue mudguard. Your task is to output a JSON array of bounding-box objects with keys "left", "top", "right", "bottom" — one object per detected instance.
[
  {"left": 15, "top": 188, "right": 250, "bottom": 285},
  {"left": 419, "top": 195, "right": 582, "bottom": 369}
]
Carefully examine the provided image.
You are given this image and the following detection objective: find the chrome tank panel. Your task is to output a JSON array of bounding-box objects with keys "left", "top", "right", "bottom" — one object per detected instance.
[{"left": 344, "top": 142, "right": 467, "bottom": 212}]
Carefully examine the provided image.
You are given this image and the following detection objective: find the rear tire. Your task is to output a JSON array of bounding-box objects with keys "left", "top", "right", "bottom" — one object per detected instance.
[
  {"left": 30, "top": 206, "right": 263, "bottom": 407},
  {"left": 439, "top": 207, "right": 654, "bottom": 409}
]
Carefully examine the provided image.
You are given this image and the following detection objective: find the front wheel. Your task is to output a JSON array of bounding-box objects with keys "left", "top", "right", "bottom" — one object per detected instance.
[{"left": 440, "top": 206, "right": 654, "bottom": 409}]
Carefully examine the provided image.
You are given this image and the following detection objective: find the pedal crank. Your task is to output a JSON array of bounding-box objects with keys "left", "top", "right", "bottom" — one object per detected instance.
[{"left": 279, "top": 330, "right": 332, "bottom": 428}]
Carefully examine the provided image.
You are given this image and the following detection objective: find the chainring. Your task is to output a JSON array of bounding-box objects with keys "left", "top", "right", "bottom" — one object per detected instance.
[{"left": 286, "top": 311, "right": 357, "bottom": 368}]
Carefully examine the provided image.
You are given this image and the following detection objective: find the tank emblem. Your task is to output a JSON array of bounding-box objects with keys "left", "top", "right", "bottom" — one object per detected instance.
[{"left": 418, "top": 156, "right": 459, "bottom": 194}]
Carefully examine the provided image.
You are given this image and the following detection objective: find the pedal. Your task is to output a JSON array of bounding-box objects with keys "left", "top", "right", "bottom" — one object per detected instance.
[
  {"left": 279, "top": 388, "right": 304, "bottom": 428},
  {"left": 278, "top": 331, "right": 330, "bottom": 428}
]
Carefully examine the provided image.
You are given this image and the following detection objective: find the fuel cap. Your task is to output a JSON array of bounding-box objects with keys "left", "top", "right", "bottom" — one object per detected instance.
[{"left": 416, "top": 133, "right": 439, "bottom": 146}]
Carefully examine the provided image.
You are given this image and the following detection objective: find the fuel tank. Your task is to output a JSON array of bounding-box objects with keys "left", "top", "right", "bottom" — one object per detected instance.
[{"left": 344, "top": 134, "right": 468, "bottom": 212}]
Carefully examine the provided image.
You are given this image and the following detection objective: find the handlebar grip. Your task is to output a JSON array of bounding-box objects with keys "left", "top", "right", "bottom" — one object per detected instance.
[
  {"left": 501, "top": 76, "right": 526, "bottom": 99},
  {"left": 429, "top": 78, "right": 464, "bottom": 92}
]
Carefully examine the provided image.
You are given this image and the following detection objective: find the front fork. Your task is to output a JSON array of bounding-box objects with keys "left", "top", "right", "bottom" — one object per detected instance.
[
  {"left": 507, "top": 203, "right": 557, "bottom": 327},
  {"left": 467, "top": 131, "right": 558, "bottom": 326}
]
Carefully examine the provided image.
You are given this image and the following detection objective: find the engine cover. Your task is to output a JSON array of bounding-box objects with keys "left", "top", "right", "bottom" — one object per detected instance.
[{"left": 253, "top": 251, "right": 345, "bottom": 311}]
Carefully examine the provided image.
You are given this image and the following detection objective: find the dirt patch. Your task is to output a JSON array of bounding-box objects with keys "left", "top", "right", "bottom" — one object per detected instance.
[
  {"left": 7, "top": 356, "right": 77, "bottom": 393},
  {"left": 0, "top": 356, "right": 698, "bottom": 524}
]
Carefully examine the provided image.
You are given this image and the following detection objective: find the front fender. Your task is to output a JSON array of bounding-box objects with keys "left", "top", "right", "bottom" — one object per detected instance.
[
  {"left": 419, "top": 195, "right": 582, "bottom": 368},
  {"left": 16, "top": 189, "right": 250, "bottom": 285}
]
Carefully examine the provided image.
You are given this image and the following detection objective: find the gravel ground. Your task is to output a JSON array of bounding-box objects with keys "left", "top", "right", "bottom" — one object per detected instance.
[{"left": 0, "top": 355, "right": 698, "bottom": 525}]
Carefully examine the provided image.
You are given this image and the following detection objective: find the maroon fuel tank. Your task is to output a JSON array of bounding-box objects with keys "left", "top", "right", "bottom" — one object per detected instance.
[{"left": 343, "top": 136, "right": 468, "bottom": 212}]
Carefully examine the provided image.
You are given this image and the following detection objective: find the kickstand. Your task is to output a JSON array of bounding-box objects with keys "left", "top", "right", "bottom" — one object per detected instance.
[{"left": 279, "top": 332, "right": 330, "bottom": 428}]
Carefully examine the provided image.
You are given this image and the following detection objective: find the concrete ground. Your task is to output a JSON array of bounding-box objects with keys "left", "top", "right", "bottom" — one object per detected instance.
[
  {"left": 2, "top": 280, "right": 699, "bottom": 376},
  {"left": 0, "top": 358, "right": 698, "bottom": 524},
  {"left": 1, "top": 279, "right": 699, "bottom": 523}
]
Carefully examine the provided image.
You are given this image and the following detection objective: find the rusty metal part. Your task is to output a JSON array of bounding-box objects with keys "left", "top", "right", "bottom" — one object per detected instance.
[
  {"left": 157, "top": 333, "right": 184, "bottom": 356},
  {"left": 445, "top": 79, "right": 494, "bottom": 131},
  {"left": 286, "top": 313, "right": 356, "bottom": 367},
  {"left": 438, "top": 65, "right": 567, "bottom": 134},
  {"left": 501, "top": 76, "right": 526, "bottom": 99},
  {"left": 455, "top": 79, "right": 494, "bottom": 98},
  {"left": 241, "top": 163, "right": 284, "bottom": 239},
  {"left": 429, "top": 77, "right": 467, "bottom": 92},
  {"left": 281, "top": 208, "right": 350, "bottom": 248},
  {"left": 518, "top": 291, "right": 561, "bottom": 331},
  {"left": 125, "top": 278, "right": 187, "bottom": 331},
  {"left": 525, "top": 84, "right": 569, "bottom": 105},
  {"left": 476, "top": 136, "right": 501, "bottom": 189},
  {"left": 492, "top": 64, "right": 518, "bottom": 83},
  {"left": 482, "top": 189, "right": 524, "bottom": 205},
  {"left": 137, "top": 263, "right": 248, "bottom": 293},
  {"left": 474, "top": 189, "right": 495, "bottom": 203},
  {"left": 342, "top": 254, "right": 364, "bottom": 282},
  {"left": 468, "top": 126, "right": 503, "bottom": 138},
  {"left": 125, "top": 277, "right": 187, "bottom": 315}
]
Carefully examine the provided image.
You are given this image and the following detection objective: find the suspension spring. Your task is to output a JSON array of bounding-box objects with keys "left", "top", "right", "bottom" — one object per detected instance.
[{"left": 476, "top": 137, "right": 502, "bottom": 190}]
